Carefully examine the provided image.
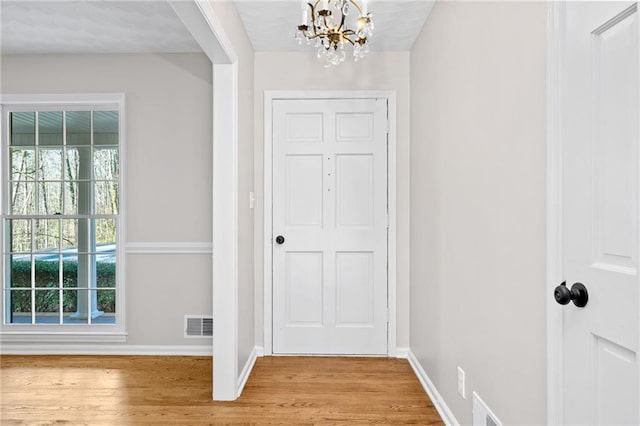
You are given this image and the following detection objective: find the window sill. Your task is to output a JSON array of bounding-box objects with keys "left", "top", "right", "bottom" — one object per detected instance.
[{"left": 0, "top": 331, "right": 127, "bottom": 343}]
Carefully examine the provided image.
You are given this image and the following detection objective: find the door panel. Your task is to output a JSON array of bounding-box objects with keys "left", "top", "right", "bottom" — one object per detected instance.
[
  {"left": 286, "top": 113, "right": 324, "bottom": 142},
  {"left": 594, "top": 336, "right": 638, "bottom": 425},
  {"left": 272, "top": 98, "right": 388, "bottom": 355},
  {"left": 336, "top": 113, "right": 374, "bottom": 142},
  {"left": 336, "top": 154, "right": 374, "bottom": 228},
  {"left": 336, "top": 251, "right": 374, "bottom": 326},
  {"left": 286, "top": 155, "right": 324, "bottom": 227},
  {"left": 285, "top": 252, "right": 324, "bottom": 325},
  {"left": 562, "top": 2, "right": 639, "bottom": 424}
]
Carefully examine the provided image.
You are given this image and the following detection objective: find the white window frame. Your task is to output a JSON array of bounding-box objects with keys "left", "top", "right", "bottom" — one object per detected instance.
[{"left": 0, "top": 93, "right": 127, "bottom": 343}]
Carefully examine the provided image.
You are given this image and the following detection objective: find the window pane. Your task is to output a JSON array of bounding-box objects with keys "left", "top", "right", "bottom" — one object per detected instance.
[
  {"left": 62, "top": 290, "right": 87, "bottom": 324},
  {"left": 95, "top": 182, "right": 119, "bottom": 214},
  {"left": 10, "top": 112, "right": 35, "bottom": 146},
  {"left": 77, "top": 181, "right": 92, "bottom": 215},
  {"left": 63, "top": 289, "right": 88, "bottom": 324},
  {"left": 95, "top": 219, "right": 116, "bottom": 245},
  {"left": 93, "top": 148, "right": 119, "bottom": 180},
  {"left": 37, "top": 149, "right": 63, "bottom": 181},
  {"left": 75, "top": 252, "right": 92, "bottom": 288},
  {"left": 66, "top": 111, "right": 91, "bottom": 145},
  {"left": 62, "top": 219, "right": 78, "bottom": 248},
  {"left": 64, "top": 147, "right": 91, "bottom": 179},
  {"left": 96, "top": 255, "right": 116, "bottom": 289},
  {"left": 9, "top": 219, "right": 31, "bottom": 252},
  {"left": 97, "top": 290, "right": 116, "bottom": 319},
  {"left": 35, "top": 259, "right": 60, "bottom": 288},
  {"left": 10, "top": 148, "right": 35, "bottom": 181},
  {"left": 39, "top": 111, "right": 63, "bottom": 146},
  {"left": 63, "top": 182, "right": 78, "bottom": 214},
  {"left": 64, "top": 147, "right": 79, "bottom": 181},
  {"left": 63, "top": 182, "right": 91, "bottom": 215},
  {"left": 10, "top": 255, "right": 31, "bottom": 289},
  {"left": 7, "top": 290, "right": 32, "bottom": 324},
  {"left": 35, "top": 219, "right": 60, "bottom": 251},
  {"left": 11, "top": 181, "right": 35, "bottom": 215},
  {"left": 62, "top": 256, "right": 78, "bottom": 288},
  {"left": 37, "top": 182, "right": 62, "bottom": 215},
  {"left": 35, "top": 289, "right": 59, "bottom": 323},
  {"left": 93, "top": 111, "right": 119, "bottom": 146}
]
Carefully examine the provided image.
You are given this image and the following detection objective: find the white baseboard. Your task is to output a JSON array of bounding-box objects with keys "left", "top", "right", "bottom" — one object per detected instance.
[
  {"left": 0, "top": 344, "right": 213, "bottom": 356},
  {"left": 395, "top": 347, "right": 409, "bottom": 359},
  {"left": 407, "top": 349, "right": 459, "bottom": 426},
  {"left": 237, "top": 346, "right": 261, "bottom": 397}
]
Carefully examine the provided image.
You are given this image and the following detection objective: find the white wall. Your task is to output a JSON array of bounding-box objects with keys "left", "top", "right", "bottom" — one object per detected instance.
[
  {"left": 211, "top": 1, "right": 256, "bottom": 375},
  {"left": 409, "top": 2, "right": 546, "bottom": 424},
  {"left": 253, "top": 51, "right": 411, "bottom": 350},
  {"left": 1, "top": 53, "right": 213, "bottom": 348}
]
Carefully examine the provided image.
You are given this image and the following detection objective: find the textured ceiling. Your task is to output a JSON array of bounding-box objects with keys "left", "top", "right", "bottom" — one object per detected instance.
[
  {"left": 0, "top": 1, "right": 202, "bottom": 54},
  {"left": 0, "top": 0, "right": 434, "bottom": 55},
  {"left": 234, "top": 0, "right": 435, "bottom": 51}
]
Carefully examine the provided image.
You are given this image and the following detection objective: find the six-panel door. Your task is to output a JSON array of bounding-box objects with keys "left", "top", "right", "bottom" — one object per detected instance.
[{"left": 272, "top": 98, "right": 388, "bottom": 355}]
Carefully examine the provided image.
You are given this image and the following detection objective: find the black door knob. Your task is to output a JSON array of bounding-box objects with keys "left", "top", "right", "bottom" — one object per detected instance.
[
  {"left": 554, "top": 281, "right": 588, "bottom": 308},
  {"left": 275, "top": 235, "right": 285, "bottom": 245}
]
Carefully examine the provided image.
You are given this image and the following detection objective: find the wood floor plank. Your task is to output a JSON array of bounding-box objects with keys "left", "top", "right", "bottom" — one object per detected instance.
[{"left": 1, "top": 355, "right": 443, "bottom": 425}]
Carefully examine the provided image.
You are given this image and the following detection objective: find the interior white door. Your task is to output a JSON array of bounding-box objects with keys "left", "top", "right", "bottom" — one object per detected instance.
[
  {"left": 561, "top": 2, "right": 639, "bottom": 424},
  {"left": 272, "top": 98, "right": 388, "bottom": 355}
]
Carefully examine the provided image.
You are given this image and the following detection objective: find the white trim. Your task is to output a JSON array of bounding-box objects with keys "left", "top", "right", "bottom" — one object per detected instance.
[
  {"left": 0, "top": 331, "right": 127, "bottom": 343},
  {"left": 387, "top": 93, "right": 398, "bottom": 357},
  {"left": 236, "top": 346, "right": 261, "bottom": 397},
  {"left": 0, "top": 93, "right": 127, "bottom": 338},
  {"left": 407, "top": 349, "right": 459, "bottom": 426},
  {"left": 546, "top": 2, "right": 565, "bottom": 425},
  {"left": 212, "top": 63, "right": 239, "bottom": 401},
  {"left": 171, "top": 0, "right": 240, "bottom": 402},
  {"left": 0, "top": 344, "right": 211, "bottom": 356},
  {"left": 0, "top": 93, "right": 123, "bottom": 107},
  {"left": 395, "top": 347, "right": 409, "bottom": 359},
  {"left": 167, "top": 0, "right": 236, "bottom": 64},
  {"left": 125, "top": 242, "right": 213, "bottom": 255},
  {"left": 263, "top": 93, "right": 274, "bottom": 355},
  {"left": 263, "top": 90, "right": 398, "bottom": 356}
]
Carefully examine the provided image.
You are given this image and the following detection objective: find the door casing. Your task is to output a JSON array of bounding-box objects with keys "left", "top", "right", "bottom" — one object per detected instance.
[
  {"left": 263, "top": 90, "right": 397, "bottom": 356},
  {"left": 546, "top": 2, "right": 565, "bottom": 422}
]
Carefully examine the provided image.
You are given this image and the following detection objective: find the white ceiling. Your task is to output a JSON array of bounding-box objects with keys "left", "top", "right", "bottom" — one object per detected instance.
[
  {"left": 0, "top": 1, "right": 202, "bottom": 54},
  {"left": 0, "top": 0, "right": 434, "bottom": 55}
]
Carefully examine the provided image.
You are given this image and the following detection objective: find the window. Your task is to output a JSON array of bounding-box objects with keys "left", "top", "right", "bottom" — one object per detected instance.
[{"left": 1, "top": 95, "right": 125, "bottom": 341}]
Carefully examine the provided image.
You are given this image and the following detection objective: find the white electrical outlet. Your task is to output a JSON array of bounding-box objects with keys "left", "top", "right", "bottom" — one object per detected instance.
[{"left": 457, "top": 366, "right": 466, "bottom": 399}]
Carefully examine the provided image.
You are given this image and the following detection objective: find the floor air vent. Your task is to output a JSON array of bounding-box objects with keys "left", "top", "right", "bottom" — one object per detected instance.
[{"left": 184, "top": 315, "right": 213, "bottom": 338}]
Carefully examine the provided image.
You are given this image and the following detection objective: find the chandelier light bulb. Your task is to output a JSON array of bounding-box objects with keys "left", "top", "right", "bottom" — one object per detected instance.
[{"left": 296, "top": 0, "right": 373, "bottom": 67}]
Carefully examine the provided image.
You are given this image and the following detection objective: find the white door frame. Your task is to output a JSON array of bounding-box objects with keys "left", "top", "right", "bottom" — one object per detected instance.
[
  {"left": 263, "top": 90, "right": 397, "bottom": 356},
  {"left": 545, "top": 2, "right": 565, "bottom": 423},
  {"left": 168, "top": 0, "right": 239, "bottom": 401}
]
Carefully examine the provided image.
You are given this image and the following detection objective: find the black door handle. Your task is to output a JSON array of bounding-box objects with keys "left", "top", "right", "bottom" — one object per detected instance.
[
  {"left": 554, "top": 281, "right": 588, "bottom": 308},
  {"left": 275, "top": 235, "right": 285, "bottom": 245}
]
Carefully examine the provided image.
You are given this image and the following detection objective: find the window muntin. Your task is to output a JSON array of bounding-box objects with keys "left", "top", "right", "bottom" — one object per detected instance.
[{"left": 3, "top": 108, "right": 119, "bottom": 326}]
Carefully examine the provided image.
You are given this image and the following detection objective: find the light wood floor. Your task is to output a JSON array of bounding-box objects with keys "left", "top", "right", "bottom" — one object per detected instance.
[{"left": 1, "top": 355, "right": 443, "bottom": 425}]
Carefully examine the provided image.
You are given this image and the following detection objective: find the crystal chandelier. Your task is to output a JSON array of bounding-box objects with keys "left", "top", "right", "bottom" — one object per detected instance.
[{"left": 295, "top": 0, "right": 374, "bottom": 67}]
